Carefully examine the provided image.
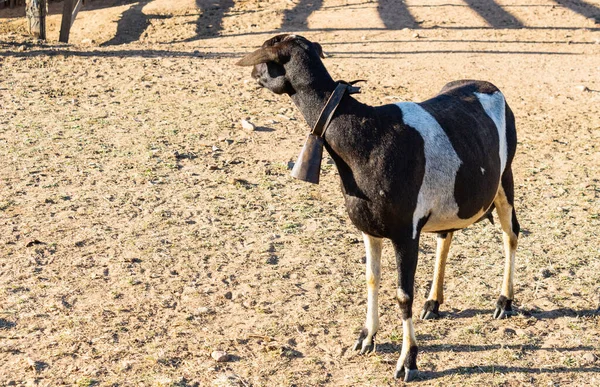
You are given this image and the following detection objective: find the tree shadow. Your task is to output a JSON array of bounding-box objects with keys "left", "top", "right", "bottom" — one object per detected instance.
[
  {"left": 553, "top": 0, "right": 600, "bottom": 24},
  {"left": 462, "top": 0, "right": 524, "bottom": 28},
  {"left": 0, "top": 46, "right": 237, "bottom": 59},
  {"left": 281, "top": 0, "right": 323, "bottom": 31},
  {"left": 183, "top": 0, "right": 234, "bottom": 41},
  {"left": 101, "top": 0, "right": 160, "bottom": 46},
  {"left": 377, "top": 0, "right": 418, "bottom": 29}
]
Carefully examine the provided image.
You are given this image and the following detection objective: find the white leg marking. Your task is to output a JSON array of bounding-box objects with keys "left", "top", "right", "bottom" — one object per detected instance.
[
  {"left": 395, "top": 102, "right": 463, "bottom": 238},
  {"left": 395, "top": 317, "right": 417, "bottom": 373},
  {"left": 481, "top": 167, "right": 486, "bottom": 174},
  {"left": 475, "top": 92, "right": 507, "bottom": 175},
  {"left": 363, "top": 233, "right": 382, "bottom": 351}
]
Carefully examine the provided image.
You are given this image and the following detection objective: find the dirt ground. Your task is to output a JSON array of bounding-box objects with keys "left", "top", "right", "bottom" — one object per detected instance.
[{"left": 1, "top": 0, "right": 599, "bottom": 386}]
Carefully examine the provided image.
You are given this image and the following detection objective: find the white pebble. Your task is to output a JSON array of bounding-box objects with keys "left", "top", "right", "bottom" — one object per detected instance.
[{"left": 241, "top": 119, "right": 255, "bottom": 131}]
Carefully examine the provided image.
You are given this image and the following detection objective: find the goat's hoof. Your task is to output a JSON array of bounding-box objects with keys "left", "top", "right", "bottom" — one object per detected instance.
[
  {"left": 493, "top": 296, "right": 514, "bottom": 319},
  {"left": 420, "top": 300, "right": 441, "bottom": 320},
  {"left": 352, "top": 328, "right": 376, "bottom": 354},
  {"left": 394, "top": 367, "right": 418, "bottom": 382}
]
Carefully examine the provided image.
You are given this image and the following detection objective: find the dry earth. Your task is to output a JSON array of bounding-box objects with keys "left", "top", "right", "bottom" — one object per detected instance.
[{"left": 1, "top": 0, "right": 600, "bottom": 386}]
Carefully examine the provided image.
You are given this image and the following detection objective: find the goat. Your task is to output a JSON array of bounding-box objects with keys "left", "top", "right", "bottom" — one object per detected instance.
[{"left": 237, "top": 34, "right": 520, "bottom": 382}]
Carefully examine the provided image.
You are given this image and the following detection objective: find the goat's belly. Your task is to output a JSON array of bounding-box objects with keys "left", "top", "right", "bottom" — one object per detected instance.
[{"left": 421, "top": 208, "right": 486, "bottom": 233}]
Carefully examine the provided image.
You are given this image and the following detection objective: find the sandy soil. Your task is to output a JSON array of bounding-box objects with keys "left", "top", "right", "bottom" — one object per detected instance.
[{"left": 1, "top": 0, "right": 600, "bottom": 386}]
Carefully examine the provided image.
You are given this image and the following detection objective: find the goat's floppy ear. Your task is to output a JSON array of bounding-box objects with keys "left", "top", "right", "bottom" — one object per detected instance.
[
  {"left": 313, "top": 42, "right": 326, "bottom": 59},
  {"left": 236, "top": 47, "right": 282, "bottom": 66}
]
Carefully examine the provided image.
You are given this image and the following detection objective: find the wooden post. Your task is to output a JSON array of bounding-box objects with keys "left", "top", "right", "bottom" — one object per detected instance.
[
  {"left": 59, "top": 0, "right": 84, "bottom": 43},
  {"left": 72, "top": 0, "right": 83, "bottom": 27},
  {"left": 25, "top": 0, "right": 46, "bottom": 40},
  {"left": 59, "top": 0, "right": 74, "bottom": 43}
]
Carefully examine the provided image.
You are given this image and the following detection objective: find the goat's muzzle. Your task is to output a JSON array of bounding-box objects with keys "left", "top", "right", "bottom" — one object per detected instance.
[{"left": 290, "top": 134, "right": 324, "bottom": 184}]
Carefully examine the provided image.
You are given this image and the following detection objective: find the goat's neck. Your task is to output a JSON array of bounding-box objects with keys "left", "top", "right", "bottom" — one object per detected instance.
[{"left": 290, "top": 81, "right": 337, "bottom": 130}]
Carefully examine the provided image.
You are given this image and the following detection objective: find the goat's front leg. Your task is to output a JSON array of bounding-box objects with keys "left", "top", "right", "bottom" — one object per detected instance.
[
  {"left": 392, "top": 234, "right": 420, "bottom": 382},
  {"left": 353, "top": 233, "right": 383, "bottom": 354}
]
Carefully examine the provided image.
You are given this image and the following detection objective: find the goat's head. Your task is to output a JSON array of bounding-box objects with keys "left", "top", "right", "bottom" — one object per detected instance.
[{"left": 236, "top": 34, "right": 327, "bottom": 95}]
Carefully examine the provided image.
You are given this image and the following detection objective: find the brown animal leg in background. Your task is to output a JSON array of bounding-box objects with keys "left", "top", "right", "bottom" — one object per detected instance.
[
  {"left": 493, "top": 168, "right": 520, "bottom": 319},
  {"left": 421, "top": 231, "right": 454, "bottom": 319}
]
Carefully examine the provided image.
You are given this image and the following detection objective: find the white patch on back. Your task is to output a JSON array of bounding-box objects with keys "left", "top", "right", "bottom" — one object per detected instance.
[
  {"left": 481, "top": 167, "right": 486, "bottom": 174},
  {"left": 475, "top": 92, "right": 507, "bottom": 175},
  {"left": 396, "top": 102, "right": 464, "bottom": 238}
]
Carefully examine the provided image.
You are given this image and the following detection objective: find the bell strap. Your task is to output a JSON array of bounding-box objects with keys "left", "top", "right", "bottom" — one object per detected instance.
[{"left": 311, "top": 82, "right": 361, "bottom": 138}]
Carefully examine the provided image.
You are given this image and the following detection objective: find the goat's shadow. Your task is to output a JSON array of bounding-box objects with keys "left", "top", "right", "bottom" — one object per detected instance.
[
  {"left": 371, "top": 306, "right": 599, "bottom": 380},
  {"left": 376, "top": 340, "right": 598, "bottom": 379},
  {"left": 416, "top": 364, "right": 600, "bottom": 381},
  {"left": 447, "top": 307, "right": 599, "bottom": 319}
]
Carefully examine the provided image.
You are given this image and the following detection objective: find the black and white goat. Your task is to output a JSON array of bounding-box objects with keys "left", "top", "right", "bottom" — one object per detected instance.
[{"left": 237, "top": 34, "right": 520, "bottom": 381}]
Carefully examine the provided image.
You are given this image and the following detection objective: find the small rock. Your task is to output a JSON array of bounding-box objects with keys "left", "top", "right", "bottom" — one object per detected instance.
[
  {"left": 212, "top": 145, "right": 221, "bottom": 152},
  {"left": 265, "top": 255, "right": 278, "bottom": 265},
  {"left": 120, "top": 360, "right": 132, "bottom": 371},
  {"left": 25, "top": 357, "right": 36, "bottom": 370},
  {"left": 413, "top": 33, "right": 420, "bottom": 38},
  {"left": 515, "top": 328, "right": 531, "bottom": 337},
  {"left": 241, "top": 119, "right": 255, "bottom": 131},
  {"left": 582, "top": 352, "right": 597, "bottom": 363},
  {"left": 540, "top": 268, "right": 554, "bottom": 278},
  {"left": 575, "top": 85, "right": 590, "bottom": 92},
  {"left": 224, "top": 291, "right": 233, "bottom": 300},
  {"left": 196, "top": 306, "right": 213, "bottom": 315},
  {"left": 211, "top": 350, "right": 230, "bottom": 362},
  {"left": 17, "top": 45, "right": 27, "bottom": 52},
  {"left": 501, "top": 327, "right": 516, "bottom": 336},
  {"left": 81, "top": 38, "right": 94, "bottom": 45}
]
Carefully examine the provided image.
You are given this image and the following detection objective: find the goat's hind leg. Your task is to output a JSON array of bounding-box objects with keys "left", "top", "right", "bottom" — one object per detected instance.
[
  {"left": 353, "top": 233, "right": 383, "bottom": 354},
  {"left": 421, "top": 232, "right": 454, "bottom": 319},
  {"left": 493, "top": 168, "right": 520, "bottom": 319}
]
